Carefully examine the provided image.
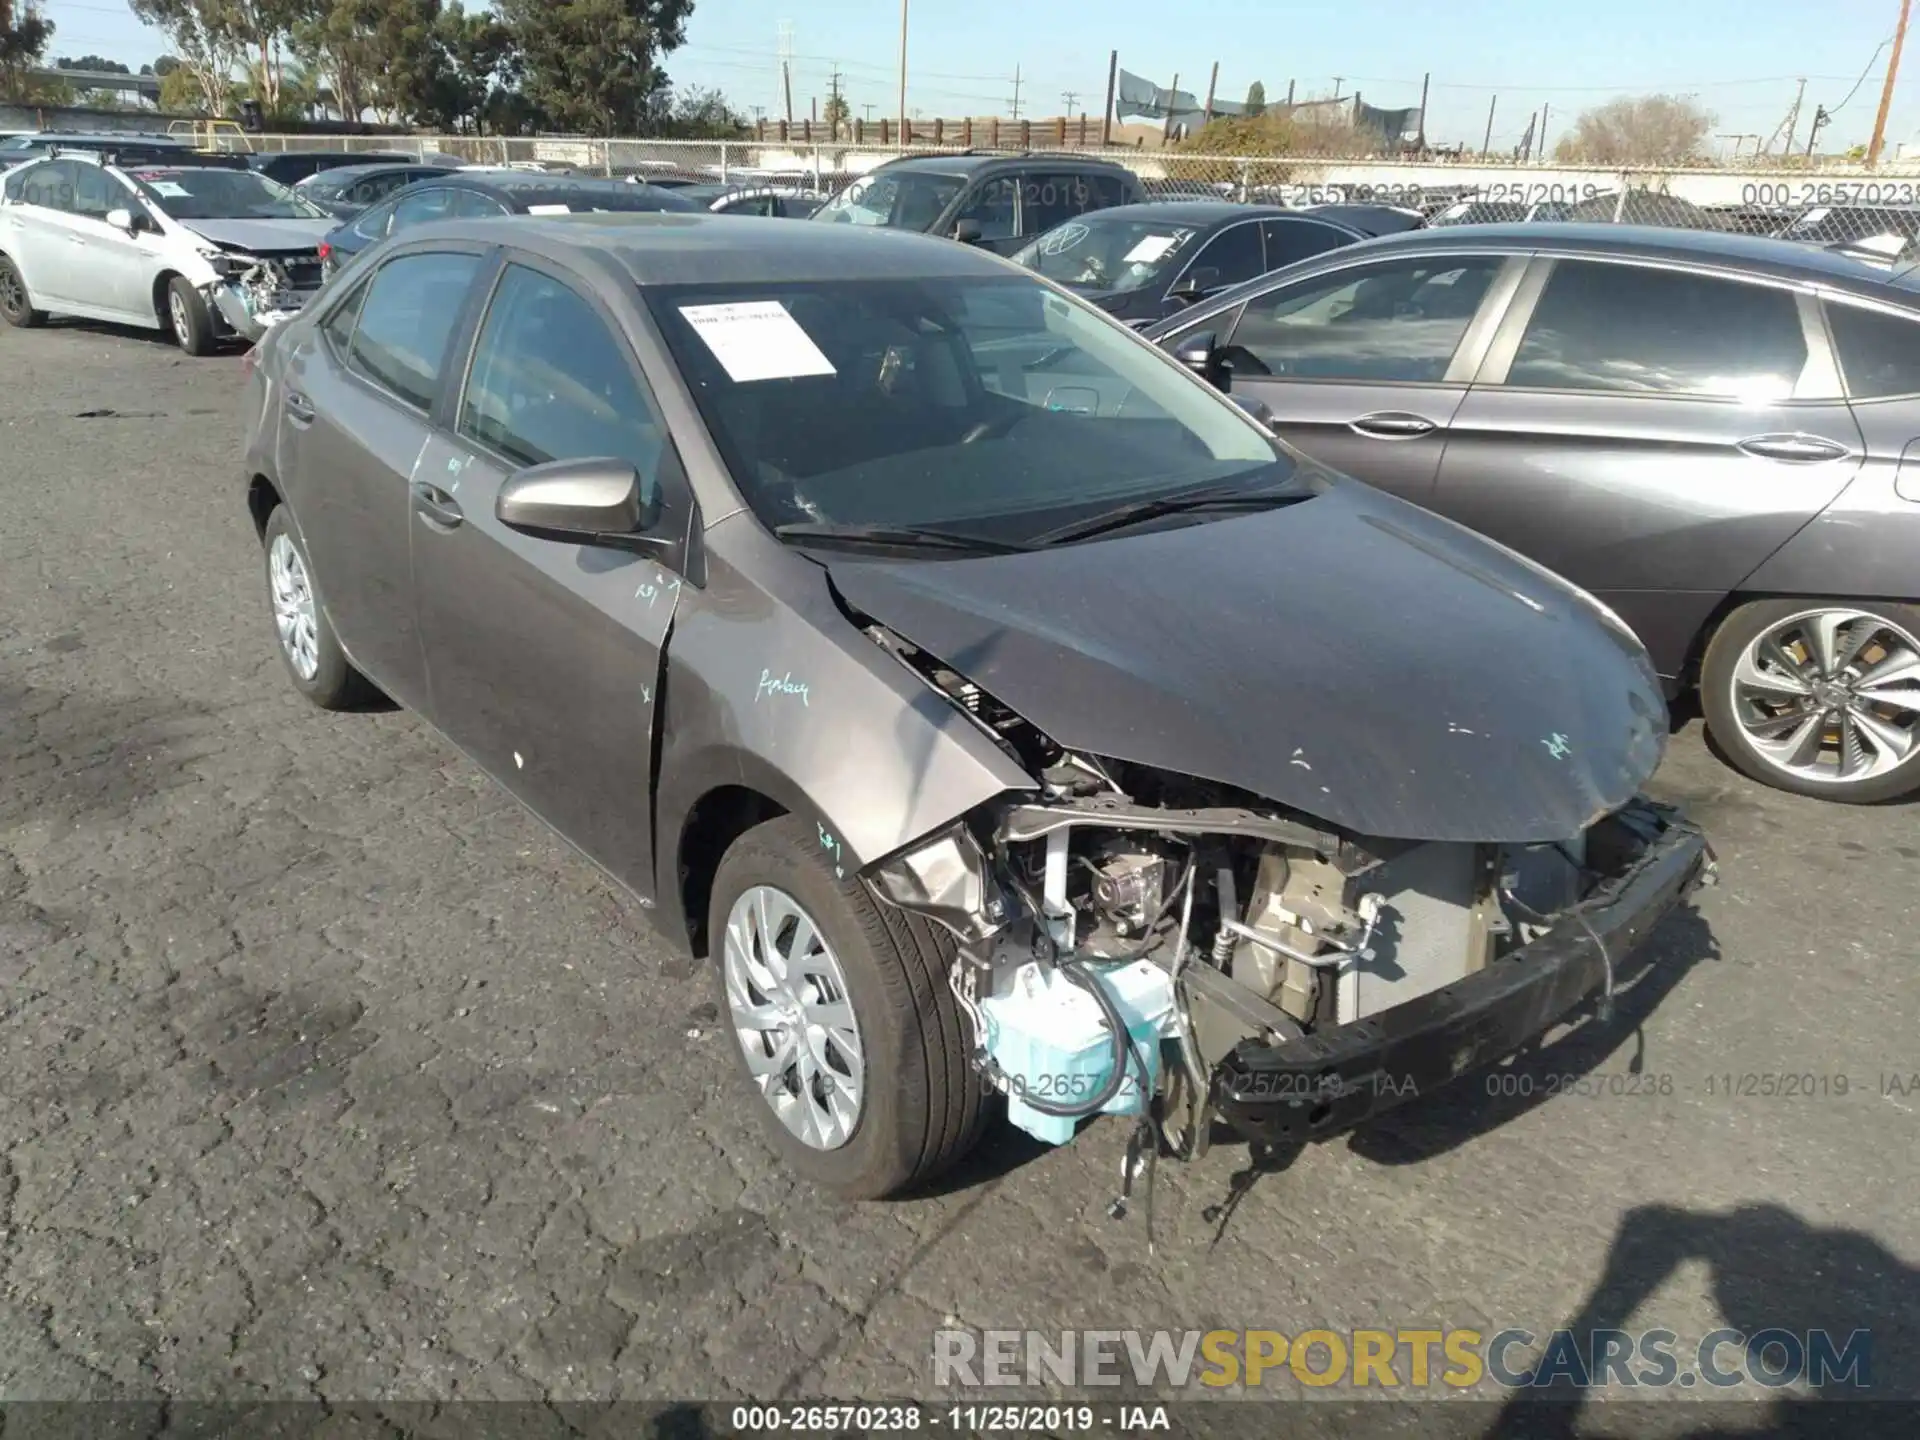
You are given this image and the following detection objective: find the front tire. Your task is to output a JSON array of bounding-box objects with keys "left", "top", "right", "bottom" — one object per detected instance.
[
  {"left": 261, "top": 505, "right": 376, "bottom": 711},
  {"left": 165, "top": 275, "right": 217, "bottom": 355},
  {"left": 1700, "top": 597, "right": 1920, "bottom": 803},
  {"left": 709, "top": 815, "right": 989, "bottom": 1199},
  {"left": 0, "top": 255, "right": 45, "bottom": 328}
]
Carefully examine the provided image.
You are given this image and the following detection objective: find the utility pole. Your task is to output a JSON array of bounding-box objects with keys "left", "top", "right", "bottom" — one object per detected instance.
[
  {"left": 1332, "top": 76, "right": 1344, "bottom": 99},
  {"left": 1285, "top": 78, "right": 1296, "bottom": 107},
  {"left": 1869, "top": 0, "right": 1913, "bottom": 166},
  {"left": 1808, "top": 104, "right": 1831, "bottom": 156},
  {"left": 862, "top": 103, "right": 875, "bottom": 121},
  {"left": 1101, "top": 50, "right": 1117, "bottom": 145},
  {"left": 1202, "top": 62, "right": 1219, "bottom": 125},
  {"left": 897, "top": 0, "right": 909, "bottom": 147},
  {"left": 1538, "top": 103, "right": 1551, "bottom": 160},
  {"left": 1780, "top": 76, "right": 1807, "bottom": 156},
  {"left": 1161, "top": 71, "right": 1180, "bottom": 142},
  {"left": 1417, "top": 71, "right": 1430, "bottom": 150},
  {"left": 779, "top": 20, "right": 794, "bottom": 125},
  {"left": 1061, "top": 90, "right": 1081, "bottom": 120},
  {"left": 1482, "top": 94, "right": 1497, "bottom": 156},
  {"left": 1007, "top": 65, "right": 1023, "bottom": 120}
]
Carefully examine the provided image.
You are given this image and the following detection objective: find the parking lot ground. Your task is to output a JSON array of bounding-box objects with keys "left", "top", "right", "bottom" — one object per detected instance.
[{"left": 1, "top": 320, "right": 1916, "bottom": 1421}]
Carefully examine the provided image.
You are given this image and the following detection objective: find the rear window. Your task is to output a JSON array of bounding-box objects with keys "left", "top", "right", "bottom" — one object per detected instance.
[{"left": 346, "top": 251, "right": 482, "bottom": 411}]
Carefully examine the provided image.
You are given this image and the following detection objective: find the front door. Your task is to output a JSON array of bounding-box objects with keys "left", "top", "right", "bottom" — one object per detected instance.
[
  {"left": 279, "top": 246, "right": 487, "bottom": 710},
  {"left": 69, "top": 165, "right": 154, "bottom": 321},
  {"left": 1433, "top": 256, "right": 1866, "bottom": 679},
  {"left": 1204, "top": 252, "right": 1520, "bottom": 505},
  {"left": 409, "top": 259, "right": 685, "bottom": 899}
]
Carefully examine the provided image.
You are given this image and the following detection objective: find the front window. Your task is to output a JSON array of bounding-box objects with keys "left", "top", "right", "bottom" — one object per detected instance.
[
  {"left": 128, "top": 166, "right": 329, "bottom": 221},
  {"left": 1012, "top": 214, "right": 1204, "bottom": 295},
  {"left": 812, "top": 169, "right": 966, "bottom": 229},
  {"left": 645, "top": 275, "right": 1291, "bottom": 544}
]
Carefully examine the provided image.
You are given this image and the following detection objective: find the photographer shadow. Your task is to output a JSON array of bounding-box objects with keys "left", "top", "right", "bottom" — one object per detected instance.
[{"left": 1479, "top": 1200, "right": 1916, "bottom": 1438}]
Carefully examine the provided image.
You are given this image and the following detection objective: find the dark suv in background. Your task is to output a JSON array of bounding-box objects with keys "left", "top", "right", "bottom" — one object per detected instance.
[
  {"left": 1147, "top": 223, "right": 1920, "bottom": 803},
  {"left": 810, "top": 152, "right": 1145, "bottom": 254}
]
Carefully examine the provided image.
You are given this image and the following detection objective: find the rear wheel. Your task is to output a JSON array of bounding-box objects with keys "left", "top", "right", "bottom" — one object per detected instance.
[
  {"left": 1701, "top": 598, "right": 1920, "bottom": 803},
  {"left": 165, "top": 275, "right": 217, "bottom": 355},
  {"left": 261, "top": 505, "right": 377, "bottom": 711},
  {"left": 0, "top": 255, "right": 45, "bottom": 328},
  {"left": 709, "top": 815, "right": 989, "bottom": 1199}
]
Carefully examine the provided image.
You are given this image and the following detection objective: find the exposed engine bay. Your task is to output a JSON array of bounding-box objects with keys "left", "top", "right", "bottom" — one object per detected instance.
[
  {"left": 202, "top": 246, "right": 323, "bottom": 340},
  {"left": 863, "top": 625, "right": 1713, "bottom": 1215}
]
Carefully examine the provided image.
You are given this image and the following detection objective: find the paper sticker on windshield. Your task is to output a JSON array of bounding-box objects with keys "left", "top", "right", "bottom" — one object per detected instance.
[
  {"left": 147, "top": 181, "right": 189, "bottom": 197},
  {"left": 1122, "top": 234, "right": 1179, "bottom": 264},
  {"left": 679, "top": 301, "right": 835, "bottom": 383},
  {"left": 527, "top": 203, "right": 571, "bottom": 214}
]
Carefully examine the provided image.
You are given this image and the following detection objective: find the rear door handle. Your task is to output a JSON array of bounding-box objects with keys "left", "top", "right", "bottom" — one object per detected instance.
[
  {"left": 1349, "top": 411, "right": 1439, "bottom": 439},
  {"left": 1737, "top": 433, "right": 1851, "bottom": 463},
  {"left": 284, "top": 391, "right": 315, "bottom": 425},
  {"left": 410, "top": 481, "right": 464, "bottom": 529}
]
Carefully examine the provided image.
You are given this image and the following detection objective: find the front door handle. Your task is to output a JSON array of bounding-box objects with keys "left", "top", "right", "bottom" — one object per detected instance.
[
  {"left": 1349, "top": 410, "right": 1439, "bottom": 439},
  {"left": 1737, "top": 433, "right": 1851, "bottom": 463},
  {"left": 410, "top": 481, "right": 463, "bottom": 529},
  {"left": 284, "top": 390, "right": 315, "bottom": 425}
]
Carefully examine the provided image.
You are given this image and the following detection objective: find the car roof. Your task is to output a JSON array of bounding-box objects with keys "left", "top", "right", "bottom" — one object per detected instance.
[
  {"left": 399, "top": 211, "right": 1025, "bottom": 284},
  {"left": 308, "top": 161, "right": 450, "bottom": 181},
  {"left": 1321, "top": 221, "right": 1920, "bottom": 301},
  {"left": 1067, "top": 200, "right": 1298, "bottom": 225},
  {"left": 874, "top": 152, "right": 1133, "bottom": 178},
  {"left": 420, "top": 172, "right": 667, "bottom": 204}
]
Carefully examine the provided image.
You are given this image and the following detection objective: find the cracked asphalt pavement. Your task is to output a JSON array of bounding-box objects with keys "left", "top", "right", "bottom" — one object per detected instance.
[{"left": 1, "top": 319, "right": 1916, "bottom": 1415}]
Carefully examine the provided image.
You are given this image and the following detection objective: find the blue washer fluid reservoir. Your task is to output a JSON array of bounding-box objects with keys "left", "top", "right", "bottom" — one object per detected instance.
[{"left": 978, "top": 957, "right": 1177, "bottom": 1146}]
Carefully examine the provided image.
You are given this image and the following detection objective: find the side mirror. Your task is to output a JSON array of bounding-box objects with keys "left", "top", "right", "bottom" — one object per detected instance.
[
  {"left": 951, "top": 218, "right": 985, "bottom": 244},
  {"left": 1172, "top": 330, "right": 1229, "bottom": 390},
  {"left": 496, "top": 457, "right": 667, "bottom": 551},
  {"left": 1169, "top": 267, "right": 1221, "bottom": 303},
  {"left": 105, "top": 207, "right": 140, "bottom": 235}
]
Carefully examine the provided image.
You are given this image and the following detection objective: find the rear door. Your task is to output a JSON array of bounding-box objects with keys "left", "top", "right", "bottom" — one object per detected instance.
[
  {"left": 409, "top": 258, "right": 686, "bottom": 899},
  {"left": 6, "top": 160, "right": 85, "bottom": 307},
  {"left": 276, "top": 244, "right": 490, "bottom": 710},
  {"left": 1176, "top": 251, "right": 1523, "bottom": 503},
  {"left": 1431, "top": 255, "right": 1865, "bottom": 679}
]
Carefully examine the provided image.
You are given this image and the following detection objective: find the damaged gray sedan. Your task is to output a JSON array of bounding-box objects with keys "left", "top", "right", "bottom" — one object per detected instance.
[
  {"left": 239, "top": 214, "right": 1715, "bottom": 1201},
  {"left": 0, "top": 152, "right": 330, "bottom": 353}
]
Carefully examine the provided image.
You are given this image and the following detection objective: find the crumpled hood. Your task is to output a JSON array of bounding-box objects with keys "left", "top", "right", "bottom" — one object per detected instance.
[
  {"left": 827, "top": 479, "right": 1668, "bottom": 843},
  {"left": 180, "top": 217, "right": 332, "bottom": 253}
]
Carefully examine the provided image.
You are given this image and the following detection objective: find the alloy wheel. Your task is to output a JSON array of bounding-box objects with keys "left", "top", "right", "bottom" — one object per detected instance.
[
  {"left": 169, "top": 289, "right": 191, "bottom": 345},
  {"left": 723, "top": 884, "right": 866, "bottom": 1151},
  {"left": 268, "top": 533, "right": 320, "bottom": 680},
  {"left": 0, "top": 264, "right": 25, "bottom": 321},
  {"left": 1730, "top": 607, "right": 1920, "bottom": 784}
]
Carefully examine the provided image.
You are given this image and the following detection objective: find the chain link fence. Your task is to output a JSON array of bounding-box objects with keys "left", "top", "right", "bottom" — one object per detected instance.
[{"left": 220, "top": 131, "right": 1920, "bottom": 266}]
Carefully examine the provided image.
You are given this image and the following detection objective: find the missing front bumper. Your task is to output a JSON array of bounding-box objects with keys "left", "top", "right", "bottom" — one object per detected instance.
[
  {"left": 1209, "top": 805, "right": 1711, "bottom": 1144},
  {"left": 210, "top": 284, "right": 317, "bottom": 342}
]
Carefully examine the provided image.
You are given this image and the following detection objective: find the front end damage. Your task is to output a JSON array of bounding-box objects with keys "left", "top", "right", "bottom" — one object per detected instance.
[
  {"left": 860, "top": 626, "right": 1715, "bottom": 1204},
  {"left": 200, "top": 248, "right": 324, "bottom": 342}
]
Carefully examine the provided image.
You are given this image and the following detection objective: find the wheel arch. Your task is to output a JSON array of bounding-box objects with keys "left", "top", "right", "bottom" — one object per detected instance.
[
  {"left": 246, "top": 473, "right": 283, "bottom": 541},
  {"left": 151, "top": 268, "right": 183, "bottom": 323},
  {"left": 671, "top": 778, "right": 792, "bottom": 960}
]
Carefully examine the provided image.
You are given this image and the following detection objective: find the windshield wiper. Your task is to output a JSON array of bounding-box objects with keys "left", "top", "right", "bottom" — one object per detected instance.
[
  {"left": 773, "top": 522, "right": 1033, "bottom": 555},
  {"left": 1030, "top": 481, "right": 1307, "bottom": 546}
]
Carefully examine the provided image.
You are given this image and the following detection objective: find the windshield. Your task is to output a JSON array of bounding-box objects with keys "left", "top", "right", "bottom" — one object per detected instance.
[
  {"left": 129, "top": 166, "right": 327, "bottom": 221},
  {"left": 1011, "top": 216, "right": 1203, "bottom": 294},
  {"left": 812, "top": 169, "right": 965, "bottom": 229},
  {"left": 645, "top": 275, "right": 1293, "bottom": 545}
]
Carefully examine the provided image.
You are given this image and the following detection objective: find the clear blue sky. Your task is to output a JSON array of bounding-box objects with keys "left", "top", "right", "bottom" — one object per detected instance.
[{"left": 32, "top": 0, "right": 1920, "bottom": 154}]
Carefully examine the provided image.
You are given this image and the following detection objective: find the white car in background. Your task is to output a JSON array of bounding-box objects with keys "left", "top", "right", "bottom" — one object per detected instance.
[{"left": 0, "top": 151, "right": 333, "bottom": 353}]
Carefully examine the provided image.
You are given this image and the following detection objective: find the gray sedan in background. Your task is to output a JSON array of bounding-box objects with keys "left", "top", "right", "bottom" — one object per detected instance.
[
  {"left": 1147, "top": 224, "right": 1920, "bottom": 803},
  {"left": 239, "top": 214, "right": 1707, "bottom": 1200}
]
